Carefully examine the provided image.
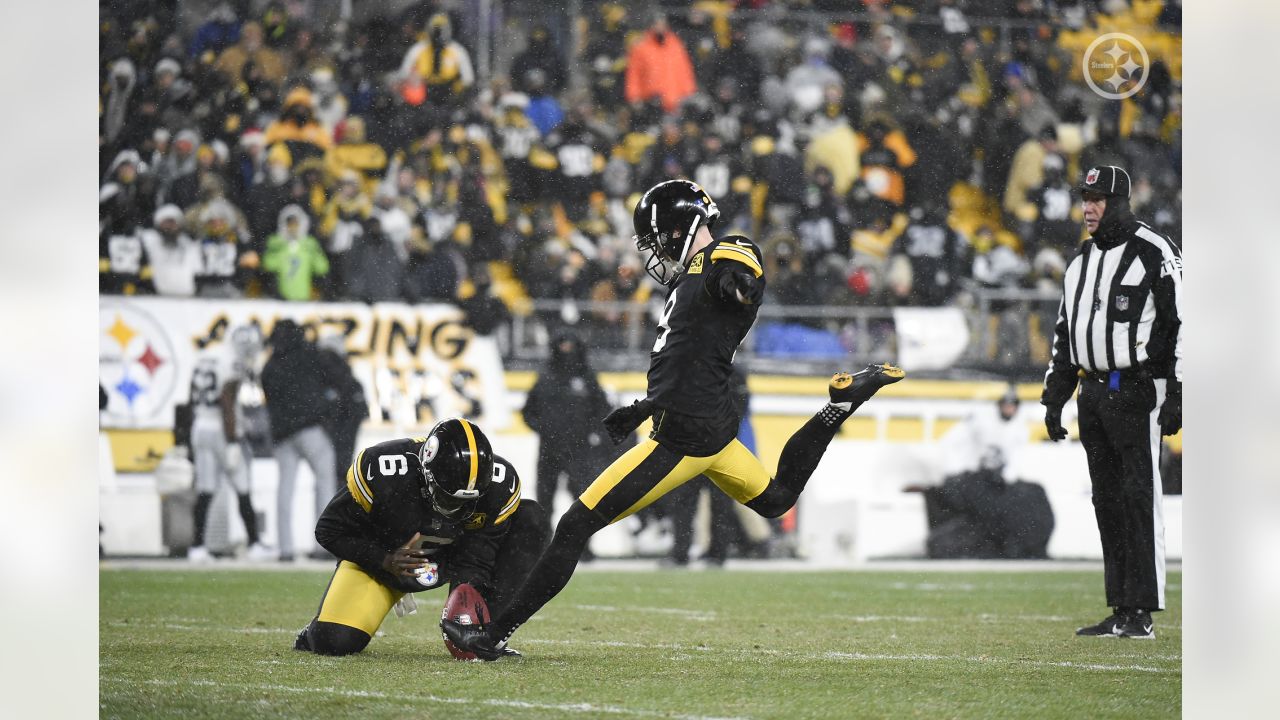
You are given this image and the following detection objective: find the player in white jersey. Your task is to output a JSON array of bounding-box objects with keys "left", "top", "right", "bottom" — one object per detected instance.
[{"left": 187, "top": 325, "right": 273, "bottom": 562}]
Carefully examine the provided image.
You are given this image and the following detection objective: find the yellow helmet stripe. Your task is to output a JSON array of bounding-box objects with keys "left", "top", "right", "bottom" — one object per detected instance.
[{"left": 458, "top": 419, "right": 479, "bottom": 490}]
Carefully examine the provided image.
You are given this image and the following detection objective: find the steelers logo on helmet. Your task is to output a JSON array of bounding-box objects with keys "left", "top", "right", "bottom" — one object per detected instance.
[
  {"left": 419, "top": 418, "right": 495, "bottom": 518},
  {"left": 632, "top": 179, "right": 721, "bottom": 285}
]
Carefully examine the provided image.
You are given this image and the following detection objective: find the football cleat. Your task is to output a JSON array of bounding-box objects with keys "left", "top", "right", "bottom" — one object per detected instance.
[
  {"left": 828, "top": 363, "right": 905, "bottom": 409},
  {"left": 440, "top": 618, "right": 510, "bottom": 662},
  {"left": 293, "top": 626, "right": 313, "bottom": 652},
  {"left": 498, "top": 646, "right": 523, "bottom": 659}
]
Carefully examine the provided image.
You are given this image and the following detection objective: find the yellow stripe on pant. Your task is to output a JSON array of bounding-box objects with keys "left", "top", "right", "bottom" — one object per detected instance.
[
  {"left": 316, "top": 560, "right": 404, "bottom": 635},
  {"left": 579, "top": 438, "right": 773, "bottom": 523}
]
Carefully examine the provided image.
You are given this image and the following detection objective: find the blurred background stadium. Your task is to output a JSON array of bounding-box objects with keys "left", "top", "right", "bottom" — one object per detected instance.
[{"left": 98, "top": 0, "right": 1181, "bottom": 564}]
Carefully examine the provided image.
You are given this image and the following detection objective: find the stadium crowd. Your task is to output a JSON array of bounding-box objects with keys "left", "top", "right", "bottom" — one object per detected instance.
[{"left": 99, "top": 0, "right": 1181, "bottom": 323}]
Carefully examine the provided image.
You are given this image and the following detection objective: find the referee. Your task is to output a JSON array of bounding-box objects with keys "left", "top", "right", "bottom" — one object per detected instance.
[{"left": 1041, "top": 165, "right": 1183, "bottom": 640}]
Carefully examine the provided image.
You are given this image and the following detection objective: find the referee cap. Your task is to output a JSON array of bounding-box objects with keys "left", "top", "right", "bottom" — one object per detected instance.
[{"left": 1079, "top": 165, "right": 1131, "bottom": 199}]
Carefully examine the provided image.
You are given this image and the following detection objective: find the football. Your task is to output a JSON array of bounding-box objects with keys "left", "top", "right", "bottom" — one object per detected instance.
[{"left": 439, "top": 583, "right": 491, "bottom": 661}]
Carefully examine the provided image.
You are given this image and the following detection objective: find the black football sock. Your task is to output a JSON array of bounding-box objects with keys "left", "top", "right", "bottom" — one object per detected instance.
[
  {"left": 746, "top": 413, "right": 840, "bottom": 517},
  {"left": 489, "top": 501, "right": 606, "bottom": 643},
  {"left": 236, "top": 493, "right": 260, "bottom": 545},
  {"left": 192, "top": 492, "right": 214, "bottom": 547}
]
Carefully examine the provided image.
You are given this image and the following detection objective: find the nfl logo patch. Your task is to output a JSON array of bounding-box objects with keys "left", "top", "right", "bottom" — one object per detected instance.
[
  {"left": 1086, "top": 168, "right": 1100, "bottom": 186},
  {"left": 1115, "top": 295, "right": 1129, "bottom": 311}
]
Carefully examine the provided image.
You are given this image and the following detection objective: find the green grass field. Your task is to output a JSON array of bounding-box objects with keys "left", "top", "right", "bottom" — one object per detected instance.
[{"left": 100, "top": 565, "right": 1180, "bottom": 719}]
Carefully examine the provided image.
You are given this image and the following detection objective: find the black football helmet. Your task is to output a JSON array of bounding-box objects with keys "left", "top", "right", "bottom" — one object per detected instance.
[
  {"left": 632, "top": 179, "right": 720, "bottom": 285},
  {"left": 417, "top": 418, "right": 495, "bottom": 518}
]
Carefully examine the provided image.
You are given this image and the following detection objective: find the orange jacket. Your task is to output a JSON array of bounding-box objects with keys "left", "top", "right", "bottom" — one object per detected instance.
[{"left": 625, "top": 31, "right": 697, "bottom": 113}]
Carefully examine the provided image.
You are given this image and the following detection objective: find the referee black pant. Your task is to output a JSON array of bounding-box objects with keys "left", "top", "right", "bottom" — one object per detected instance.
[{"left": 1076, "top": 370, "right": 1168, "bottom": 612}]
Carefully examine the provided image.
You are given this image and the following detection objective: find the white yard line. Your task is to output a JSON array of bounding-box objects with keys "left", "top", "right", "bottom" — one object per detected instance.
[
  {"left": 567, "top": 604, "right": 717, "bottom": 621},
  {"left": 826, "top": 614, "right": 934, "bottom": 623},
  {"left": 100, "top": 677, "right": 749, "bottom": 720},
  {"left": 526, "top": 639, "right": 1180, "bottom": 674}
]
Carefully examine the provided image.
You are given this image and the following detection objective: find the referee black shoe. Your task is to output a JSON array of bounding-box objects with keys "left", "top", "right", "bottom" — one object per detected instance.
[
  {"left": 1115, "top": 610, "right": 1156, "bottom": 640},
  {"left": 1076, "top": 610, "right": 1156, "bottom": 639},
  {"left": 1075, "top": 612, "right": 1125, "bottom": 638}
]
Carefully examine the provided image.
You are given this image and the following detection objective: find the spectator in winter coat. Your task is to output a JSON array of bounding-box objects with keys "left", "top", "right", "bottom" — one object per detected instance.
[
  {"left": 403, "top": 225, "right": 465, "bottom": 304},
  {"left": 139, "top": 204, "right": 202, "bottom": 297},
  {"left": 523, "top": 69, "right": 565, "bottom": 137},
  {"left": 625, "top": 14, "right": 697, "bottom": 113},
  {"left": 513, "top": 24, "right": 566, "bottom": 95},
  {"left": 100, "top": 149, "right": 152, "bottom": 236},
  {"left": 1004, "top": 125, "right": 1060, "bottom": 223},
  {"left": 398, "top": 13, "right": 475, "bottom": 108},
  {"left": 189, "top": 2, "right": 240, "bottom": 58},
  {"left": 804, "top": 112, "right": 861, "bottom": 197},
  {"left": 324, "top": 116, "right": 386, "bottom": 190},
  {"left": 858, "top": 116, "right": 917, "bottom": 207},
  {"left": 888, "top": 201, "right": 965, "bottom": 306},
  {"left": 262, "top": 204, "right": 329, "bottom": 301},
  {"left": 154, "top": 129, "right": 200, "bottom": 204},
  {"left": 265, "top": 87, "right": 332, "bottom": 165},
  {"left": 101, "top": 58, "right": 139, "bottom": 151},
  {"left": 215, "top": 21, "right": 288, "bottom": 87},
  {"left": 343, "top": 216, "right": 405, "bottom": 303},
  {"left": 785, "top": 37, "right": 843, "bottom": 117},
  {"left": 192, "top": 198, "right": 254, "bottom": 298},
  {"left": 246, "top": 143, "right": 296, "bottom": 242},
  {"left": 319, "top": 170, "right": 371, "bottom": 293}
]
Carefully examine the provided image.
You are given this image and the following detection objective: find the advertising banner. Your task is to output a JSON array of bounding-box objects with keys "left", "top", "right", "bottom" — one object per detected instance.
[{"left": 99, "top": 297, "right": 509, "bottom": 431}]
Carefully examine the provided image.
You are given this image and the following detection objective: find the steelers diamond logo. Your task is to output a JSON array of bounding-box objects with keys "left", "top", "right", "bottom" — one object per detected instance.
[
  {"left": 100, "top": 300, "right": 179, "bottom": 424},
  {"left": 1082, "top": 32, "right": 1149, "bottom": 100}
]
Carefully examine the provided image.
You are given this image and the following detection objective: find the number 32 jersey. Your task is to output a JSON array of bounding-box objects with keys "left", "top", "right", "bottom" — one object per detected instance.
[
  {"left": 314, "top": 437, "right": 522, "bottom": 590},
  {"left": 646, "top": 236, "right": 765, "bottom": 454}
]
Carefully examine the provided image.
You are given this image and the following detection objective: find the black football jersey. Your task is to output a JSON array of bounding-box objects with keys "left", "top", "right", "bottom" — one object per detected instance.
[
  {"left": 646, "top": 236, "right": 764, "bottom": 455},
  {"left": 314, "top": 436, "right": 522, "bottom": 592}
]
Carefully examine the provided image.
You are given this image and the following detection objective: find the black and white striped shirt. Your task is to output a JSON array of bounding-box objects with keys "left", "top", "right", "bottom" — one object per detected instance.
[{"left": 1044, "top": 220, "right": 1183, "bottom": 405}]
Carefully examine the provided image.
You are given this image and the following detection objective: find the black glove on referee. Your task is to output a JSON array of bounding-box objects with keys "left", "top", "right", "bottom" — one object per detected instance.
[
  {"left": 1159, "top": 381, "right": 1182, "bottom": 436},
  {"left": 1044, "top": 404, "right": 1068, "bottom": 442},
  {"left": 603, "top": 399, "right": 654, "bottom": 445}
]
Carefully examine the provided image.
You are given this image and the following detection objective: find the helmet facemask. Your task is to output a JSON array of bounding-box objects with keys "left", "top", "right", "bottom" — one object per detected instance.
[
  {"left": 424, "top": 467, "right": 481, "bottom": 517},
  {"left": 416, "top": 421, "right": 493, "bottom": 519},
  {"left": 634, "top": 211, "right": 705, "bottom": 286}
]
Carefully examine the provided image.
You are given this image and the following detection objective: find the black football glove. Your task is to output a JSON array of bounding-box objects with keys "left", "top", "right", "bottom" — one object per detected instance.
[
  {"left": 1044, "top": 404, "right": 1068, "bottom": 442},
  {"left": 732, "top": 271, "right": 764, "bottom": 305},
  {"left": 1159, "top": 381, "right": 1182, "bottom": 436},
  {"left": 602, "top": 399, "right": 653, "bottom": 445}
]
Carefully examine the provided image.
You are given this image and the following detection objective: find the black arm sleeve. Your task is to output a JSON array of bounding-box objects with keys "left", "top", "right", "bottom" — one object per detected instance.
[
  {"left": 706, "top": 259, "right": 764, "bottom": 305},
  {"left": 1150, "top": 242, "right": 1183, "bottom": 383},
  {"left": 314, "top": 491, "right": 390, "bottom": 575},
  {"left": 1041, "top": 295, "right": 1079, "bottom": 409}
]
